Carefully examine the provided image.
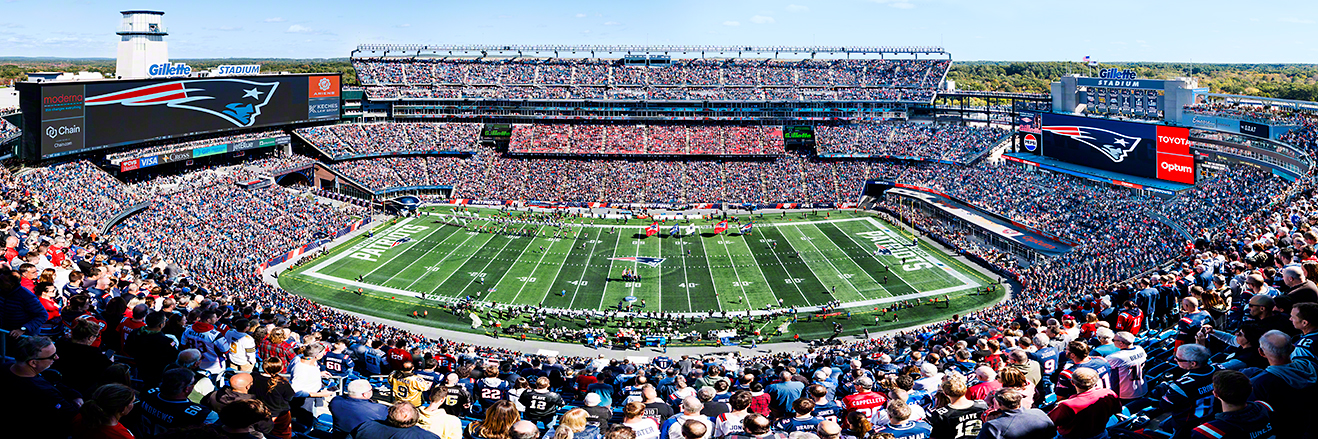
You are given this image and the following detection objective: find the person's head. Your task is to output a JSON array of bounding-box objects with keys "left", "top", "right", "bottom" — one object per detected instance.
[
  {"left": 12, "top": 336, "right": 57, "bottom": 374},
  {"left": 885, "top": 399, "right": 911, "bottom": 425},
  {"left": 1283, "top": 266, "right": 1307, "bottom": 288},
  {"left": 176, "top": 349, "right": 201, "bottom": 368},
  {"left": 697, "top": 386, "right": 716, "bottom": 402},
  {"left": 219, "top": 399, "right": 270, "bottom": 431},
  {"left": 347, "top": 379, "right": 373, "bottom": 399},
  {"left": 78, "top": 384, "right": 137, "bottom": 426},
  {"left": 1249, "top": 294, "right": 1275, "bottom": 319},
  {"left": 1113, "top": 332, "right": 1136, "bottom": 349},
  {"left": 623, "top": 401, "right": 646, "bottom": 421},
  {"left": 1070, "top": 368, "right": 1100, "bottom": 392},
  {"left": 159, "top": 367, "right": 197, "bottom": 399},
  {"left": 682, "top": 419, "right": 708, "bottom": 439},
  {"left": 1212, "top": 370, "right": 1253, "bottom": 408},
  {"left": 991, "top": 388, "right": 1024, "bottom": 411},
  {"left": 792, "top": 397, "right": 816, "bottom": 416},
  {"left": 680, "top": 396, "right": 703, "bottom": 415},
  {"left": 1094, "top": 328, "right": 1115, "bottom": 345},
  {"left": 1182, "top": 297, "right": 1199, "bottom": 313},
  {"left": 940, "top": 373, "right": 968, "bottom": 401},
  {"left": 729, "top": 390, "right": 753, "bottom": 412},
  {"left": 1067, "top": 340, "right": 1091, "bottom": 362},
  {"left": 478, "top": 400, "right": 521, "bottom": 439},
  {"left": 1292, "top": 303, "right": 1318, "bottom": 334},
  {"left": 386, "top": 401, "right": 421, "bottom": 428},
  {"left": 606, "top": 425, "right": 636, "bottom": 439},
  {"left": 1259, "top": 330, "right": 1294, "bottom": 365},
  {"left": 844, "top": 410, "right": 872, "bottom": 433},
  {"left": 741, "top": 413, "right": 772, "bottom": 436},
  {"left": 997, "top": 366, "right": 1027, "bottom": 388},
  {"left": 557, "top": 408, "right": 589, "bottom": 433},
  {"left": 853, "top": 376, "right": 874, "bottom": 392},
  {"left": 816, "top": 420, "right": 841, "bottom": 439},
  {"left": 512, "top": 420, "right": 540, "bottom": 439},
  {"left": 229, "top": 372, "right": 253, "bottom": 393},
  {"left": 584, "top": 392, "right": 603, "bottom": 408},
  {"left": 974, "top": 366, "right": 996, "bottom": 383},
  {"left": 1175, "top": 344, "right": 1211, "bottom": 370}
]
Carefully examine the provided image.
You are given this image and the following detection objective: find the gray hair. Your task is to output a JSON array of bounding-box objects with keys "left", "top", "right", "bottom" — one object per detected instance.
[
  {"left": 1176, "top": 344, "right": 1211, "bottom": 365},
  {"left": 681, "top": 396, "right": 703, "bottom": 414},
  {"left": 1114, "top": 331, "right": 1136, "bottom": 346},
  {"left": 1260, "top": 330, "right": 1293, "bottom": 359}
]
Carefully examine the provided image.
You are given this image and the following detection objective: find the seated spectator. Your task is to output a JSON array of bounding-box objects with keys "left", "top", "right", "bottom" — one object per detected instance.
[
  {"left": 772, "top": 398, "right": 822, "bottom": 434},
  {"left": 583, "top": 393, "right": 613, "bottom": 432},
  {"left": 71, "top": 383, "right": 136, "bottom": 439},
  {"left": 978, "top": 389, "right": 1054, "bottom": 439},
  {"left": 1192, "top": 370, "right": 1275, "bottom": 439},
  {"left": 0, "top": 336, "right": 82, "bottom": 439},
  {"left": 727, "top": 413, "right": 783, "bottom": 439},
  {"left": 208, "top": 399, "right": 272, "bottom": 439},
  {"left": 543, "top": 408, "right": 601, "bottom": 439},
  {"left": 1248, "top": 330, "right": 1313, "bottom": 438},
  {"left": 467, "top": 400, "right": 519, "bottom": 439},
  {"left": 926, "top": 374, "right": 987, "bottom": 439},
  {"left": 512, "top": 421, "right": 541, "bottom": 439},
  {"left": 132, "top": 367, "right": 218, "bottom": 436},
  {"left": 623, "top": 401, "right": 661, "bottom": 439},
  {"left": 876, "top": 400, "right": 932, "bottom": 439},
  {"left": 352, "top": 400, "right": 440, "bottom": 439},
  {"left": 331, "top": 379, "right": 389, "bottom": 439},
  {"left": 664, "top": 397, "right": 711, "bottom": 439},
  {"left": 1047, "top": 368, "right": 1119, "bottom": 439},
  {"left": 1154, "top": 344, "right": 1218, "bottom": 438}
]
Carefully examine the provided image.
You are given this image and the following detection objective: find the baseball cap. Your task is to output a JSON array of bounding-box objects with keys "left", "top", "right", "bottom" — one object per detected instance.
[
  {"left": 855, "top": 377, "right": 874, "bottom": 389},
  {"left": 813, "top": 369, "right": 830, "bottom": 380},
  {"left": 584, "top": 393, "right": 602, "bottom": 407}
]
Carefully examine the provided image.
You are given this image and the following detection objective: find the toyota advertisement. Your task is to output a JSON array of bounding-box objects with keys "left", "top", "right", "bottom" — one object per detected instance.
[
  {"left": 1038, "top": 113, "right": 1194, "bottom": 185},
  {"left": 19, "top": 73, "right": 340, "bottom": 160}
]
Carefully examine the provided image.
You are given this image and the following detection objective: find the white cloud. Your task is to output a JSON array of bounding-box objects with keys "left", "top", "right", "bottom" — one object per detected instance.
[
  {"left": 264, "top": 17, "right": 286, "bottom": 23},
  {"left": 786, "top": 4, "right": 808, "bottom": 12},
  {"left": 287, "top": 24, "right": 312, "bottom": 33},
  {"left": 604, "top": 21, "right": 619, "bottom": 26},
  {"left": 1279, "top": 17, "right": 1314, "bottom": 24},
  {"left": 723, "top": 21, "right": 741, "bottom": 26},
  {"left": 582, "top": 30, "right": 591, "bottom": 33},
  {"left": 575, "top": 13, "right": 587, "bottom": 18},
  {"left": 870, "top": 0, "right": 915, "bottom": 9},
  {"left": 397, "top": 23, "right": 411, "bottom": 28},
  {"left": 750, "top": 15, "right": 775, "bottom": 24}
]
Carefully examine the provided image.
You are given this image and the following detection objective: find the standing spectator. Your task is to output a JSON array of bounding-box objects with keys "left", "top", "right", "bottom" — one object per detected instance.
[
  {"left": 767, "top": 371, "right": 805, "bottom": 418},
  {"left": 0, "top": 267, "right": 48, "bottom": 338},
  {"left": 209, "top": 399, "right": 272, "bottom": 439},
  {"left": 714, "top": 391, "right": 753, "bottom": 438},
  {"left": 726, "top": 414, "right": 782, "bottom": 439},
  {"left": 926, "top": 374, "right": 987, "bottom": 439},
  {"left": 1154, "top": 344, "right": 1218, "bottom": 438},
  {"left": 181, "top": 309, "right": 231, "bottom": 376},
  {"left": 1047, "top": 368, "right": 1119, "bottom": 439},
  {"left": 124, "top": 312, "right": 178, "bottom": 390},
  {"left": 1191, "top": 370, "right": 1275, "bottom": 439},
  {"left": 258, "top": 328, "right": 296, "bottom": 371},
  {"left": 521, "top": 377, "right": 565, "bottom": 429},
  {"left": 291, "top": 343, "right": 336, "bottom": 424},
  {"left": 1054, "top": 341, "right": 1109, "bottom": 400},
  {"left": 352, "top": 401, "right": 440, "bottom": 439},
  {"left": 976, "top": 390, "right": 1054, "bottom": 439},
  {"left": 1176, "top": 298, "right": 1212, "bottom": 349},
  {"left": 0, "top": 336, "right": 82, "bottom": 439},
  {"left": 965, "top": 367, "right": 1001, "bottom": 402},
  {"left": 392, "top": 361, "right": 434, "bottom": 408},
  {"left": 1106, "top": 332, "right": 1148, "bottom": 403},
  {"left": 913, "top": 364, "right": 944, "bottom": 392},
  {"left": 1114, "top": 301, "right": 1143, "bottom": 336},
  {"left": 331, "top": 379, "right": 389, "bottom": 439},
  {"left": 512, "top": 421, "right": 541, "bottom": 439},
  {"left": 1281, "top": 266, "right": 1318, "bottom": 304},
  {"left": 641, "top": 384, "right": 675, "bottom": 424},
  {"left": 476, "top": 365, "right": 511, "bottom": 412},
  {"left": 224, "top": 319, "right": 258, "bottom": 372},
  {"left": 841, "top": 377, "right": 885, "bottom": 428},
  {"left": 71, "top": 383, "right": 137, "bottom": 439},
  {"left": 250, "top": 357, "right": 297, "bottom": 439},
  {"left": 54, "top": 317, "right": 113, "bottom": 397}
]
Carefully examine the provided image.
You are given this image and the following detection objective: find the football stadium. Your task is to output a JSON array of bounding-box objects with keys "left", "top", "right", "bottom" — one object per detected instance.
[{"left": 1, "top": 5, "right": 1317, "bottom": 439}]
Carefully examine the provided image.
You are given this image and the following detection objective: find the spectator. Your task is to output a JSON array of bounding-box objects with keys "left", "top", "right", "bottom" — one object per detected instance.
[
  {"left": 583, "top": 393, "right": 613, "bottom": 432},
  {"left": 876, "top": 400, "right": 933, "bottom": 439},
  {"left": 521, "top": 376, "right": 565, "bottom": 428},
  {"left": 926, "top": 374, "right": 987, "bottom": 439},
  {"left": 250, "top": 357, "right": 297, "bottom": 439},
  {"left": 125, "top": 311, "right": 178, "bottom": 390},
  {"left": 512, "top": 421, "right": 541, "bottom": 439},
  {"left": 1191, "top": 370, "right": 1275, "bottom": 439},
  {"left": 0, "top": 336, "right": 82, "bottom": 439},
  {"left": 965, "top": 367, "right": 1001, "bottom": 402},
  {"left": 768, "top": 371, "right": 806, "bottom": 418},
  {"left": 772, "top": 398, "right": 822, "bottom": 434},
  {"left": 1248, "top": 330, "right": 1312, "bottom": 438},
  {"left": 419, "top": 385, "right": 464, "bottom": 439},
  {"left": 54, "top": 316, "right": 113, "bottom": 398},
  {"left": 682, "top": 420, "right": 710, "bottom": 439},
  {"left": 467, "top": 400, "right": 519, "bottom": 439},
  {"left": 623, "top": 401, "right": 661, "bottom": 439},
  {"left": 543, "top": 408, "right": 602, "bottom": 439},
  {"left": 203, "top": 372, "right": 256, "bottom": 414},
  {"left": 331, "top": 379, "right": 390, "bottom": 439},
  {"left": 727, "top": 413, "right": 783, "bottom": 439},
  {"left": 71, "top": 383, "right": 135, "bottom": 439},
  {"left": 209, "top": 399, "right": 272, "bottom": 439},
  {"left": 1106, "top": 331, "right": 1149, "bottom": 403},
  {"left": 1047, "top": 368, "right": 1119, "bottom": 439},
  {"left": 1155, "top": 344, "right": 1218, "bottom": 438},
  {"left": 0, "top": 267, "right": 48, "bottom": 338},
  {"left": 352, "top": 400, "right": 441, "bottom": 439},
  {"left": 665, "top": 397, "right": 711, "bottom": 439},
  {"left": 132, "top": 367, "right": 218, "bottom": 437},
  {"left": 976, "top": 389, "right": 1054, "bottom": 439},
  {"left": 841, "top": 376, "right": 885, "bottom": 428}
]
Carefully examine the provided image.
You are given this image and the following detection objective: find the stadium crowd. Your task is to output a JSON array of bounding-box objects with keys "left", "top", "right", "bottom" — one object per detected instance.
[
  {"left": 814, "top": 123, "right": 1008, "bottom": 164},
  {"left": 1, "top": 110, "right": 1317, "bottom": 439},
  {"left": 509, "top": 125, "right": 784, "bottom": 156},
  {"left": 1184, "top": 103, "right": 1313, "bottom": 126},
  {"left": 296, "top": 123, "right": 483, "bottom": 159},
  {"left": 105, "top": 131, "right": 288, "bottom": 164},
  {"left": 0, "top": 117, "right": 19, "bottom": 144}
]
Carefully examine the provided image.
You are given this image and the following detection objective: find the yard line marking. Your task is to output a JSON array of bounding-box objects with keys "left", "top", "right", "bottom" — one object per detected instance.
[
  {"left": 805, "top": 222, "right": 883, "bottom": 294},
  {"left": 756, "top": 233, "right": 810, "bottom": 305},
  {"left": 536, "top": 226, "right": 588, "bottom": 305},
  {"left": 564, "top": 227, "right": 604, "bottom": 309},
  {"left": 471, "top": 224, "right": 542, "bottom": 300},
  {"left": 734, "top": 234, "right": 775, "bottom": 310},
  {"left": 308, "top": 218, "right": 418, "bottom": 275},
  {"left": 428, "top": 223, "right": 528, "bottom": 297},
  {"left": 405, "top": 223, "right": 497, "bottom": 292},
  {"left": 388, "top": 225, "right": 471, "bottom": 289},
  {"left": 784, "top": 224, "right": 866, "bottom": 299},
  {"left": 715, "top": 232, "right": 753, "bottom": 308},
  {"left": 507, "top": 226, "right": 560, "bottom": 304},
  {"left": 595, "top": 228, "right": 626, "bottom": 311}
]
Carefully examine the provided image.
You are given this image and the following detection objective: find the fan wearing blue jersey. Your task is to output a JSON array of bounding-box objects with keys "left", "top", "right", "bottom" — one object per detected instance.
[
  {"left": 1191, "top": 370, "right": 1276, "bottom": 439},
  {"left": 475, "top": 365, "right": 510, "bottom": 411},
  {"left": 1154, "top": 344, "right": 1219, "bottom": 439},
  {"left": 772, "top": 398, "right": 822, "bottom": 434},
  {"left": 1054, "top": 341, "right": 1112, "bottom": 399},
  {"left": 875, "top": 400, "right": 932, "bottom": 439},
  {"left": 807, "top": 384, "right": 843, "bottom": 424}
]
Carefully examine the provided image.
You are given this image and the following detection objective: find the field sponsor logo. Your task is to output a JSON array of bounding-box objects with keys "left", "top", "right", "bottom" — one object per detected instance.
[
  {"left": 348, "top": 224, "right": 430, "bottom": 261},
  {"left": 854, "top": 230, "right": 938, "bottom": 271},
  {"left": 1041, "top": 125, "right": 1141, "bottom": 163},
  {"left": 609, "top": 256, "right": 666, "bottom": 267},
  {"left": 84, "top": 79, "right": 280, "bottom": 127},
  {"left": 139, "top": 155, "right": 159, "bottom": 168},
  {"left": 120, "top": 159, "right": 140, "bottom": 172}
]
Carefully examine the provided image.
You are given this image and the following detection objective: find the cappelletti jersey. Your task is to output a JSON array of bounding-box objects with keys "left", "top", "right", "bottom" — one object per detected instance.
[{"left": 842, "top": 391, "right": 888, "bottom": 427}]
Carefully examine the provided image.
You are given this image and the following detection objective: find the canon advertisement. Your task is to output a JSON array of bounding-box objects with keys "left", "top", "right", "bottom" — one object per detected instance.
[
  {"left": 1039, "top": 113, "right": 1194, "bottom": 185},
  {"left": 20, "top": 73, "right": 340, "bottom": 159}
]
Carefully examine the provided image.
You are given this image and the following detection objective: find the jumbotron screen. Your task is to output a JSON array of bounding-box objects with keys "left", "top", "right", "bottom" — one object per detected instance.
[
  {"left": 1037, "top": 112, "right": 1193, "bottom": 184},
  {"left": 20, "top": 73, "right": 340, "bottom": 159}
]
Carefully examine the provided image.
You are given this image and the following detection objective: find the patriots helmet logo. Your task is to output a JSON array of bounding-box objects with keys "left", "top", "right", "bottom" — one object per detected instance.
[
  {"left": 1041, "top": 125, "right": 1142, "bottom": 162},
  {"left": 609, "top": 256, "right": 666, "bottom": 267},
  {"left": 85, "top": 79, "right": 279, "bottom": 128}
]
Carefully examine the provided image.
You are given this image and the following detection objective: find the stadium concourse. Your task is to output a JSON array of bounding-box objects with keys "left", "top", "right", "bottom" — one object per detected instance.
[{"left": 0, "top": 113, "right": 1313, "bottom": 439}]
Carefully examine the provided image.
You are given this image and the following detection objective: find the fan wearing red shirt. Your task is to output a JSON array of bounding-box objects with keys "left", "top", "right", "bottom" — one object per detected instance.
[
  {"left": 116, "top": 305, "right": 149, "bottom": 348},
  {"left": 841, "top": 377, "right": 886, "bottom": 427},
  {"left": 386, "top": 338, "right": 412, "bottom": 372},
  {"left": 1048, "top": 368, "right": 1120, "bottom": 439},
  {"left": 1115, "top": 301, "right": 1143, "bottom": 336}
]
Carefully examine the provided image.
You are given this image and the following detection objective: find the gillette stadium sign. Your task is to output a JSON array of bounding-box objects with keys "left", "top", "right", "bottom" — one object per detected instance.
[
  {"left": 148, "top": 62, "right": 193, "bottom": 77},
  {"left": 215, "top": 65, "right": 262, "bottom": 75}
]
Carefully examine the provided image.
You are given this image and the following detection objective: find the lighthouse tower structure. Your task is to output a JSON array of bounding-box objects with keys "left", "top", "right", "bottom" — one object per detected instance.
[{"left": 115, "top": 10, "right": 170, "bottom": 79}]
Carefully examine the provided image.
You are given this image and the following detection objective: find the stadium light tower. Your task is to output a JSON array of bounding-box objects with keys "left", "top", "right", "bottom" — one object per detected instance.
[{"left": 115, "top": 10, "right": 169, "bottom": 79}]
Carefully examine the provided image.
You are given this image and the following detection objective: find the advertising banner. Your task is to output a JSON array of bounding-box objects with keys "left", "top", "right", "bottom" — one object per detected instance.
[
  {"left": 1040, "top": 113, "right": 1193, "bottom": 184},
  {"left": 1239, "top": 120, "right": 1270, "bottom": 138}
]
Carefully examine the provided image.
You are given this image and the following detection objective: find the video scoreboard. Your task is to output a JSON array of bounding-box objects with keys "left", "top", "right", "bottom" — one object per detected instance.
[{"left": 1027, "top": 112, "right": 1194, "bottom": 185}]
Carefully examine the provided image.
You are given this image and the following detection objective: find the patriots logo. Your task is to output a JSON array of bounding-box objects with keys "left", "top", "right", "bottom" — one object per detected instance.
[
  {"left": 1041, "top": 125, "right": 1142, "bottom": 163},
  {"left": 609, "top": 257, "right": 666, "bottom": 267},
  {"left": 85, "top": 79, "right": 279, "bottom": 127}
]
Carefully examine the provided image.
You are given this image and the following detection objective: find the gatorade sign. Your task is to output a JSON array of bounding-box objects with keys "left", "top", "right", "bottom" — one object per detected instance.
[{"left": 1155, "top": 125, "right": 1194, "bottom": 184}]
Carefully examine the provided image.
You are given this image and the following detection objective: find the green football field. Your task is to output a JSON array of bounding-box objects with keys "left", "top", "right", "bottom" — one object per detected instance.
[{"left": 280, "top": 207, "right": 1004, "bottom": 343}]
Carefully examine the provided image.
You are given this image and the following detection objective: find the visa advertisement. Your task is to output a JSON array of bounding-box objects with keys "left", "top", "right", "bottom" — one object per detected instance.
[{"left": 1039, "top": 113, "right": 1194, "bottom": 184}]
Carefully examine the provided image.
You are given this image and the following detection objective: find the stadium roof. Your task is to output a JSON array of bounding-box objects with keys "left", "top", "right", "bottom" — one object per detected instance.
[{"left": 354, "top": 44, "right": 946, "bottom": 57}]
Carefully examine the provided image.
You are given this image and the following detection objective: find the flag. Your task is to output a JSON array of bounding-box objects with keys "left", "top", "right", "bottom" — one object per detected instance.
[
  {"left": 645, "top": 222, "right": 659, "bottom": 237},
  {"left": 391, "top": 237, "right": 412, "bottom": 247},
  {"left": 739, "top": 222, "right": 753, "bottom": 235},
  {"left": 1084, "top": 56, "right": 1098, "bottom": 67},
  {"left": 713, "top": 221, "right": 729, "bottom": 234},
  {"left": 670, "top": 224, "right": 680, "bottom": 236}
]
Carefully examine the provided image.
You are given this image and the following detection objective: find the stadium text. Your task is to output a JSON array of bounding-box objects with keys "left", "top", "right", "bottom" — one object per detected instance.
[
  {"left": 854, "top": 230, "right": 932, "bottom": 271},
  {"left": 148, "top": 62, "right": 193, "bottom": 77},
  {"left": 216, "top": 65, "right": 261, "bottom": 75},
  {"left": 348, "top": 225, "right": 430, "bottom": 261}
]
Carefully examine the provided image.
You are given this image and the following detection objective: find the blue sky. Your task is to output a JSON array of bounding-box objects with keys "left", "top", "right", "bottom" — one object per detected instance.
[{"left": 1, "top": 0, "right": 1316, "bottom": 62}]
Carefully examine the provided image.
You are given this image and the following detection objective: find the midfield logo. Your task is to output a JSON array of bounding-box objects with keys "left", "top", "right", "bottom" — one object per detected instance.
[
  {"left": 1041, "top": 125, "right": 1142, "bottom": 162},
  {"left": 609, "top": 257, "right": 666, "bottom": 267}
]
